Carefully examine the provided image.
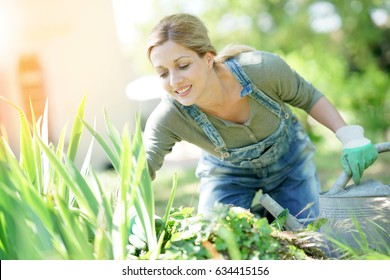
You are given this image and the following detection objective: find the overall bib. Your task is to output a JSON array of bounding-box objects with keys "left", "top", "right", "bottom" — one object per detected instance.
[{"left": 181, "top": 58, "right": 320, "bottom": 219}]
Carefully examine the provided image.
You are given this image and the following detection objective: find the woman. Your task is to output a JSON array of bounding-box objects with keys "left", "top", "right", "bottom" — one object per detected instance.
[{"left": 143, "top": 13, "right": 378, "bottom": 219}]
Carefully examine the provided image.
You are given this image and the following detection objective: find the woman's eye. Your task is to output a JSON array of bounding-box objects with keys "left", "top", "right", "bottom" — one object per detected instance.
[
  {"left": 159, "top": 72, "right": 168, "bottom": 78},
  {"left": 178, "top": 64, "right": 189, "bottom": 70}
]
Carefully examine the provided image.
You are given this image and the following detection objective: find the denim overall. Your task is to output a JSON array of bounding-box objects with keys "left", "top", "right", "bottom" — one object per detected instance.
[{"left": 181, "top": 58, "right": 320, "bottom": 219}]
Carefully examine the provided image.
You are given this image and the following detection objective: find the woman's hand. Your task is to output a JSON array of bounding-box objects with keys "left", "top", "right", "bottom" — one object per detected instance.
[{"left": 336, "top": 125, "right": 378, "bottom": 184}]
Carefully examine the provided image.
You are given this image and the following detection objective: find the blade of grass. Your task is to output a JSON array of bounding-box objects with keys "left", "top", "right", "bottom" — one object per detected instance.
[
  {"left": 90, "top": 168, "right": 113, "bottom": 232},
  {"left": 80, "top": 118, "right": 96, "bottom": 177},
  {"left": 35, "top": 134, "right": 97, "bottom": 220},
  {"left": 29, "top": 99, "right": 44, "bottom": 194},
  {"left": 103, "top": 109, "right": 122, "bottom": 156},
  {"left": 0, "top": 96, "right": 36, "bottom": 185},
  {"left": 114, "top": 124, "right": 133, "bottom": 259},
  {"left": 94, "top": 208, "right": 113, "bottom": 259},
  {"left": 160, "top": 173, "right": 178, "bottom": 237},
  {"left": 217, "top": 225, "right": 242, "bottom": 260},
  {"left": 40, "top": 99, "right": 51, "bottom": 194},
  {"left": 67, "top": 95, "right": 86, "bottom": 161},
  {"left": 0, "top": 141, "right": 55, "bottom": 232},
  {"left": 80, "top": 117, "right": 120, "bottom": 172},
  {"left": 129, "top": 121, "right": 158, "bottom": 253},
  {"left": 33, "top": 119, "right": 44, "bottom": 194},
  {"left": 53, "top": 192, "right": 94, "bottom": 259},
  {"left": 63, "top": 155, "right": 100, "bottom": 219},
  {"left": 55, "top": 123, "right": 69, "bottom": 199}
]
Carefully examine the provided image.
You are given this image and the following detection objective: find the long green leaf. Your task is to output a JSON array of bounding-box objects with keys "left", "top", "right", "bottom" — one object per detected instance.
[
  {"left": 129, "top": 119, "right": 157, "bottom": 254},
  {"left": 94, "top": 208, "right": 113, "bottom": 259},
  {"left": 160, "top": 173, "right": 178, "bottom": 237},
  {"left": 80, "top": 118, "right": 96, "bottom": 177},
  {"left": 53, "top": 193, "right": 94, "bottom": 259},
  {"left": 132, "top": 150, "right": 157, "bottom": 252},
  {"left": 103, "top": 109, "right": 122, "bottom": 156},
  {"left": 115, "top": 125, "right": 132, "bottom": 259},
  {"left": 29, "top": 99, "right": 44, "bottom": 194},
  {"left": 35, "top": 134, "right": 96, "bottom": 220},
  {"left": 62, "top": 156, "right": 100, "bottom": 219},
  {"left": 0, "top": 96, "right": 35, "bottom": 185},
  {"left": 55, "top": 123, "right": 68, "bottom": 199},
  {"left": 67, "top": 95, "right": 86, "bottom": 160},
  {"left": 40, "top": 99, "right": 50, "bottom": 195},
  {"left": 80, "top": 117, "right": 120, "bottom": 172},
  {"left": 90, "top": 168, "right": 113, "bottom": 232}
]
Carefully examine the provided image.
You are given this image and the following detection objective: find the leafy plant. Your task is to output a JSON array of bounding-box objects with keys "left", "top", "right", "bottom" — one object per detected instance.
[
  {"left": 155, "top": 205, "right": 327, "bottom": 260},
  {"left": 0, "top": 96, "right": 162, "bottom": 259},
  {"left": 2, "top": 96, "right": 386, "bottom": 261}
]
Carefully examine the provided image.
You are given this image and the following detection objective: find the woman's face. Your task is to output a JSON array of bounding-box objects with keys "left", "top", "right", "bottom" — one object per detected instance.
[{"left": 150, "top": 40, "right": 213, "bottom": 106}]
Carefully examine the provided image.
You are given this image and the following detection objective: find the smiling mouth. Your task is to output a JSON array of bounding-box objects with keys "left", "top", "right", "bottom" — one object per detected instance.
[{"left": 175, "top": 85, "right": 192, "bottom": 96}]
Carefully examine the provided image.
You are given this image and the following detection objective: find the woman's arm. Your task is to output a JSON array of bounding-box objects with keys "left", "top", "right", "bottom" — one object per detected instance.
[
  {"left": 308, "top": 96, "right": 346, "bottom": 132},
  {"left": 308, "top": 96, "right": 378, "bottom": 184}
]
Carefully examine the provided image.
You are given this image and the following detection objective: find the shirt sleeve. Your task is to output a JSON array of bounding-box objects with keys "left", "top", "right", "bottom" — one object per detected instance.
[
  {"left": 241, "top": 51, "right": 324, "bottom": 112},
  {"left": 143, "top": 98, "right": 180, "bottom": 180}
]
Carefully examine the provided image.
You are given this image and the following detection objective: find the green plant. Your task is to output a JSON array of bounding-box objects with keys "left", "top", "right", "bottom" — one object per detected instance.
[
  {"left": 155, "top": 205, "right": 327, "bottom": 260},
  {"left": 0, "top": 96, "right": 163, "bottom": 260},
  {"left": 324, "top": 217, "right": 390, "bottom": 260},
  {"left": 3, "top": 96, "right": 386, "bottom": 261}
]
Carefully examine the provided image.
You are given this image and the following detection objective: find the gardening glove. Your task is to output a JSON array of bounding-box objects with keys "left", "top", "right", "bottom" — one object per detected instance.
[{"left": 336, "top": 125, "right": 378, "bottom": 184}]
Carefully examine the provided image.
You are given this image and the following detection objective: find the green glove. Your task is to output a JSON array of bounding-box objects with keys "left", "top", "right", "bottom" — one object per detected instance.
[
  {"left": 336, "top": 125, "right": 378, "bottom": 184},
  {"left": 341, "top": 143, "right": 378, "bottom": 184}
]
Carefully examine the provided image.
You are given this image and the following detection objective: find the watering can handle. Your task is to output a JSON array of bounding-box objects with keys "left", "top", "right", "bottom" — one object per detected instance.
[{"left": 327, "top": 142, "right": 390, "bottom": 195}]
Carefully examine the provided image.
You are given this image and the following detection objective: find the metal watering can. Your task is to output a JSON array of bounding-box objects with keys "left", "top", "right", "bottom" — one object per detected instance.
[{"left": 260, "top": 142, "right": 390, "bottom": 254}]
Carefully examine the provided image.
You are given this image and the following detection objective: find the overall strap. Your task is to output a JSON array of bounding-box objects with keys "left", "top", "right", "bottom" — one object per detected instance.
[
  {"left": 224, "top": 58, "right": 286, "bottom": 119},
  {"left": 180, "top": 104, "right": 227, "bottom": 153}
]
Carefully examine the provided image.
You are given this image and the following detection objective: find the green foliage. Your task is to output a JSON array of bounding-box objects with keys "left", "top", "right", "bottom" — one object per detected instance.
[
  {"left": 0, "top": 97, "right": 158, "bottom": 260},
  {"left": 0, "top": 96, "right": 387, "bottom": 261},
  {"left": 157, "top": 205, "right": 315, "bottom": 260}
]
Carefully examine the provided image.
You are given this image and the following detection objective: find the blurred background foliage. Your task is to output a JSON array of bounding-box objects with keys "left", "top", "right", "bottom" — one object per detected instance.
[{"left": 140, "top": 0, "right": 390, "bottom": 142}]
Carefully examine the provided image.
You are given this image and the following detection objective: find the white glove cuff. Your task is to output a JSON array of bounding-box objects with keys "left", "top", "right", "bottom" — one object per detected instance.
[{"left": 335, "top": 125, "right": 371, "bottom": 148}]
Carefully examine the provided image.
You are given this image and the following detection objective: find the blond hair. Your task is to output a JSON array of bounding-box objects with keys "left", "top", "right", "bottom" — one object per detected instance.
[
  {"left": 214, "top": 44, "right": 256, "bottom": 63},
  {"left": 146, "top": 13, "right": 217, "bottom": 60},
  {"left": 146, "top": 14, "right": 255, "bottom": 63}
]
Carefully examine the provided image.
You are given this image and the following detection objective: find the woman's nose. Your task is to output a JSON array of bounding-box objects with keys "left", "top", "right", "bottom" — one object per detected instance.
[{"left": 170, "top": 72, "right": 183, "bottom": 87}]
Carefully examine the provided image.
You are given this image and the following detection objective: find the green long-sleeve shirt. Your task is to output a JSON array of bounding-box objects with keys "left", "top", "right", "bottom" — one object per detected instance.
[{"left": 143, "top": 51, "right": 323, "bottom": 179}]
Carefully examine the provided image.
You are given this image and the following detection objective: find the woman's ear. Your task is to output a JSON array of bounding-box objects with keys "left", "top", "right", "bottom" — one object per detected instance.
[{"left": 205, "top": 52, "right": 215, "bottom": 69}]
